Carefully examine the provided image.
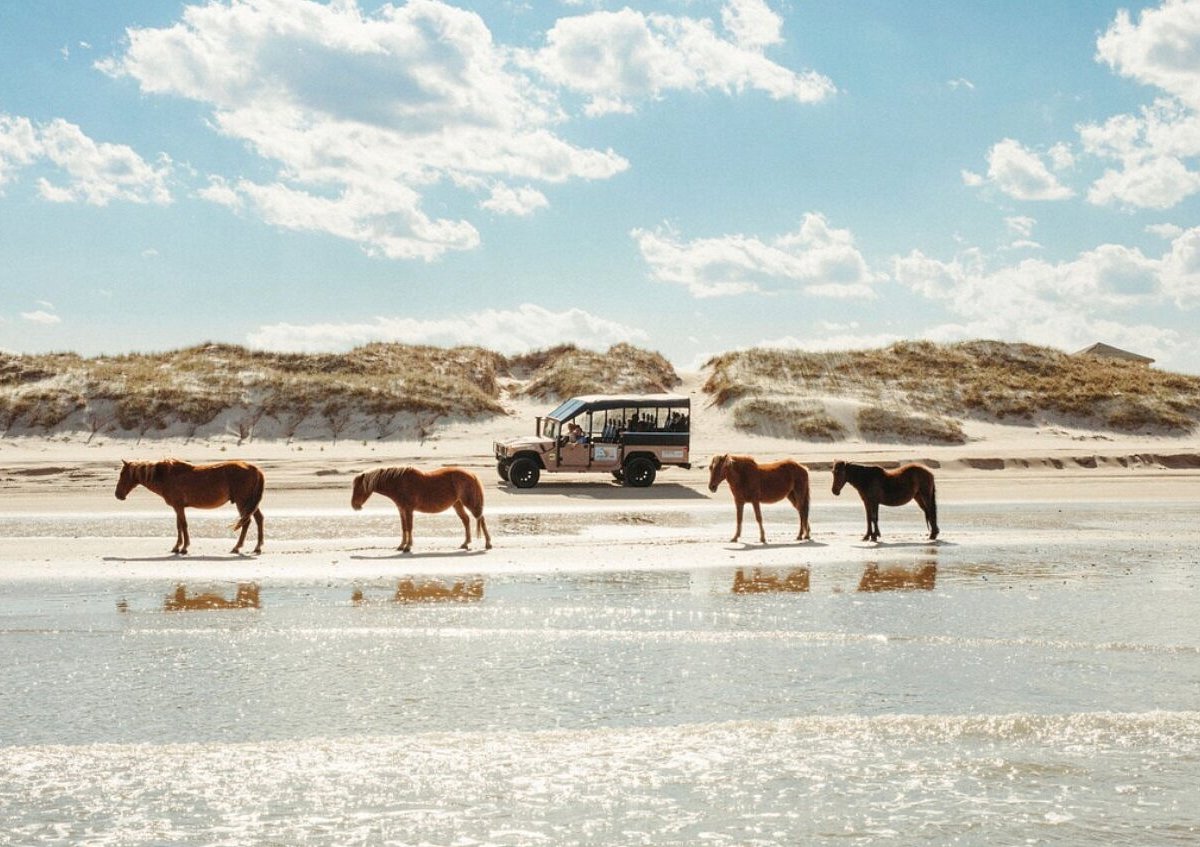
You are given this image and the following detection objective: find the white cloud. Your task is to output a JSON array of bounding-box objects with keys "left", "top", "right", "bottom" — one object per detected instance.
[
  {"left": 519, "top": 3, "right": 834, "bottom": 117},
  {"left": 1096, "top": 0, "right": 1200, "bottom": 109},
  {"left": 1147, "top": 222, "right": 1184, "bottom": 239},
  {"left": 721, "top": 0, "right": 784, "bottom": 49},
  {"left": 947, "top": 77, "right": 975, "bottom": 91},
  {"left": 1078, "top": 2, "right": 1200, "bottom": 209},
  {"left": 1161, "top": 225, "right": 1200, "bottom": 307},
  {"left": 967, "top": 138, "right": 1074, "bottom": 201},
  {"left": 480, "top": 183, "right": 549, "bottom": 216},
  {"left": 0, "top": 115, "right": 39, "bottom": 187},
  {"left": 1005, "top": 215, "right": 1036, "bottom": 238},
  {"left": 0, "top": 113, "right": 171, "bottom": 205},
  {"left": 21, "top": 310, "right": 61, "bottom": 325},
  {"left": 245, "top": 303, "right": 649, "bottom": 355},
  {"left": 631, "top": 213, "right": 881, "bottom": 299},
  {"left": 101, "top": 0, "right": 630, "bottom": 261},
  {"left": 892, "top": 226, "right": 1200, "bottom": 359}
]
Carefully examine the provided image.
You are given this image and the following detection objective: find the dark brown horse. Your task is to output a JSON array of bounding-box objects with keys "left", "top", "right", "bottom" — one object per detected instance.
[
  {"left": 351, "top": 466, "right": 492, "bottom": 553},
  {"left": 708, "top": 454, "right": 811, "bottom": 544},
  {"left": 115, "top": 459, "right": 265, "bottom": 555},
  {"left": 831, "top": 460, "right": 938, "bottom": 542}
]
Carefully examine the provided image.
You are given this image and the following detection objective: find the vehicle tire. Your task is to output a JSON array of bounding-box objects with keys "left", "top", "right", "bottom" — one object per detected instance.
[
  {"left": 623, "top": 457, "right": 656, "bottom": 487},
  {"left": 509, "top": 458, "right": 540, "bottom": 489},
  {"left": 496, "top": 460, "right": 510, "bottom": 482}
]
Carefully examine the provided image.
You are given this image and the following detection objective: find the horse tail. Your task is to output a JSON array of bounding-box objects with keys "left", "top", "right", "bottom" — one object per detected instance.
[
  {"left": 463, "top": 471, "right": 486, "bottom": 519},
  {"left": 231, "top": 466, "right": 265, "bottom": 531}
]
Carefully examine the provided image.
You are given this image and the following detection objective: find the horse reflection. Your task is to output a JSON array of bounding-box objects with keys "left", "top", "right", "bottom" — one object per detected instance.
[
  {"left": 350, "top": 578, "right": 486, "bottom": 605},
  {"left": 165, "top": 582, "right": 260, "bottom": 610},
  {"left": 857, "top": 562, "right": 937, "bottom": 592},
  {"left": 395, "top": 577, "right": 484, "bottom": 603},
  {"left": 732, "top": 567, "right": 810, "bottom": 594}
]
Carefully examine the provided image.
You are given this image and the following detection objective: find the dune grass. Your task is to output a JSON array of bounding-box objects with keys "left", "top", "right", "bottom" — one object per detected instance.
[
  {"left": 705, "top": 340, "right": 1200, "bottom": 437},
  {"left": 516, "top": 343, "right": 680, "bottom": 400},
  {"left": 0, "top": 341, "right": 680, "bottom": 441},
  {"left": 731, "top": 398, "right": 847, "bottom": 441},
  {"left": 856, "top": 406, "right": 967, "bottom": 445}
]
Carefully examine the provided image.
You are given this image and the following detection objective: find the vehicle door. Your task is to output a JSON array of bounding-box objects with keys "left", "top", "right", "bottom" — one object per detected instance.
[{"left": 558, "top": 414, "right": 592, "bottom": 470}]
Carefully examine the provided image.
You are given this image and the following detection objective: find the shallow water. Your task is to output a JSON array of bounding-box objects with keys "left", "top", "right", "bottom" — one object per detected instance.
[{"left": 2, "top": 501, "right": 1199, "bottom": 845}]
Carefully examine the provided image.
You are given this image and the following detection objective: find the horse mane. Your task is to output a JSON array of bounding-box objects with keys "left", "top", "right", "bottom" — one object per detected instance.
[
  {"left": 124, "top": 458, "right": 192, "bottom": 484},
  {"left": 358, "top": 466, "right": 410, "bottom": 494}
]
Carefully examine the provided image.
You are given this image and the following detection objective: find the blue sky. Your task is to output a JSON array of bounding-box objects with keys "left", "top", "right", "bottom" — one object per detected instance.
[{"left": 2, "top": 0, "right": 1199, "bottom": 372}]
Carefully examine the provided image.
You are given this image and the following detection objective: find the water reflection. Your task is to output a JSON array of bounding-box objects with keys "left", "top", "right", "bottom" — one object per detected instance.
[
  {"left": 352, "top": 577, "right": 485, "bottom": 604},
  {"left": 732, "top": 568, "right": 810, "bottom": 594},
  {"left": 857, "top": 561, "right": 937, "bottom": 592},
  {"left": 164, "top": 583, "right": 261, "bottom": 611}
]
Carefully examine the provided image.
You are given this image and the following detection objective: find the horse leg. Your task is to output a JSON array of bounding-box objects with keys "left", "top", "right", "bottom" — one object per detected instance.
[
  {"left": 252, "top": 509, "right": 264, "bottom": 554},
  {"left": 453, "top": 502, "right": 471, "bottom": 550},
  {"left": 477, "top": 514, "right": 492, "bottom": 550},
  {"left": 231, "top": 512, "right": 251, "bottom": 554},
  {"left": 869, "top": 503, "right": 881, "bottom": 542},
  {"left": 752, "top": 501, "right": 766, "bottom": 544},
  {"left": 174, "top": 507, "right": 189, "bottom": 555},
  {"left": 399, "top": 508, "right": 413, "bottom": 553},
  {"left": 731, "top": 499, "right": 745, "bottom": 543},
  {"left": 788, "top": 489, "right": 809, "bottom": 541}
]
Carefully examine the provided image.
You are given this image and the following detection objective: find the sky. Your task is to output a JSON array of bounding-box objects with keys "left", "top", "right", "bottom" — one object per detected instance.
[{"left": 1, "top": 0, "right": 1199, "bottom": 372}]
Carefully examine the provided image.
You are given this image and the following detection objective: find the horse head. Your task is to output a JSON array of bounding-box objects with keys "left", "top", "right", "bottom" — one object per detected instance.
[
  {"left": 350, "top": 472, "right": 371, "bottom": 511},
  {"left": 707, "top": 454, "right": 729, "bottom": 493},
  {"left": 115, "top": 460, "right": 137, "bottom": 501},
  {"left": 830, "top": 460, "right": 847, "bottom": 495}
]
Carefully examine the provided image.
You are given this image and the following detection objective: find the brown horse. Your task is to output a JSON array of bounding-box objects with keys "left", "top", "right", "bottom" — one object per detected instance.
[
  {"left": 831, "top": 460, "right": 938, "bottom": 542},
  {"left": 708, "top": 454, "right": 811, "bottom": 544},
  {"left": 115, "top": 459, "right": 265, "bottom": 555},
  {"left": 351, "top": 466, "right": 492, "bottom": 553}
]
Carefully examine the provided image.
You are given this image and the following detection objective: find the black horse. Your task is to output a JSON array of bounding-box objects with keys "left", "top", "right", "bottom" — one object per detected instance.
[{"left": 831, "top": 460, "right": 939, "bottom": 542}]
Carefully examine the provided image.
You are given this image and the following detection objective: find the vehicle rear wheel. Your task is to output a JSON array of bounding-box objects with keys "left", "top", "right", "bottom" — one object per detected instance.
[
  {"left": 496, "top": 460, "right": 510, "bottom": 482},
  {"left": 509, "top": 458, "right": 540, "bottom": 489},
  {"left": 623, "top": 457, "right": 656, "bottom": 487}
]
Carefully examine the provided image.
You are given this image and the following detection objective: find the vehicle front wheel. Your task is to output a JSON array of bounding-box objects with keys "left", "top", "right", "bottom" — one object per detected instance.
[
  {"left": 508, "top": 458, "right": 540, "bottom": 489},
  {"left": 497, "top": 460, "right": 510, "bottom": 482},
  {"left": 623, "top": 457, "right": 656, "bottom": 487}
]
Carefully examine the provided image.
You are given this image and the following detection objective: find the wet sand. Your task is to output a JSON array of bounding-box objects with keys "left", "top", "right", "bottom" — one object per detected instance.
[{"left": 3, "top": 438, "right": 1200, "bottom": 845}]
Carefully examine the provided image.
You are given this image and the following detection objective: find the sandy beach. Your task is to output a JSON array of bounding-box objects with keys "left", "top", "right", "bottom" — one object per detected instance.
[{"left": 4, "top": 396, "right": 1200, "bottom": 845}]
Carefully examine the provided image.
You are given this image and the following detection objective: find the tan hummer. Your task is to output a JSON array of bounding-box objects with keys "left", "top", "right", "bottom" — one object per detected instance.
[{"left": 493, "top": 394, "right": 691, "bottom": 488}]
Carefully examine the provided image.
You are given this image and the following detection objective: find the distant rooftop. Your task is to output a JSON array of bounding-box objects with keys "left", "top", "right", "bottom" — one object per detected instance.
[{"left": 1074, "top": 342, "right": 1155, "bottom": 365}]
